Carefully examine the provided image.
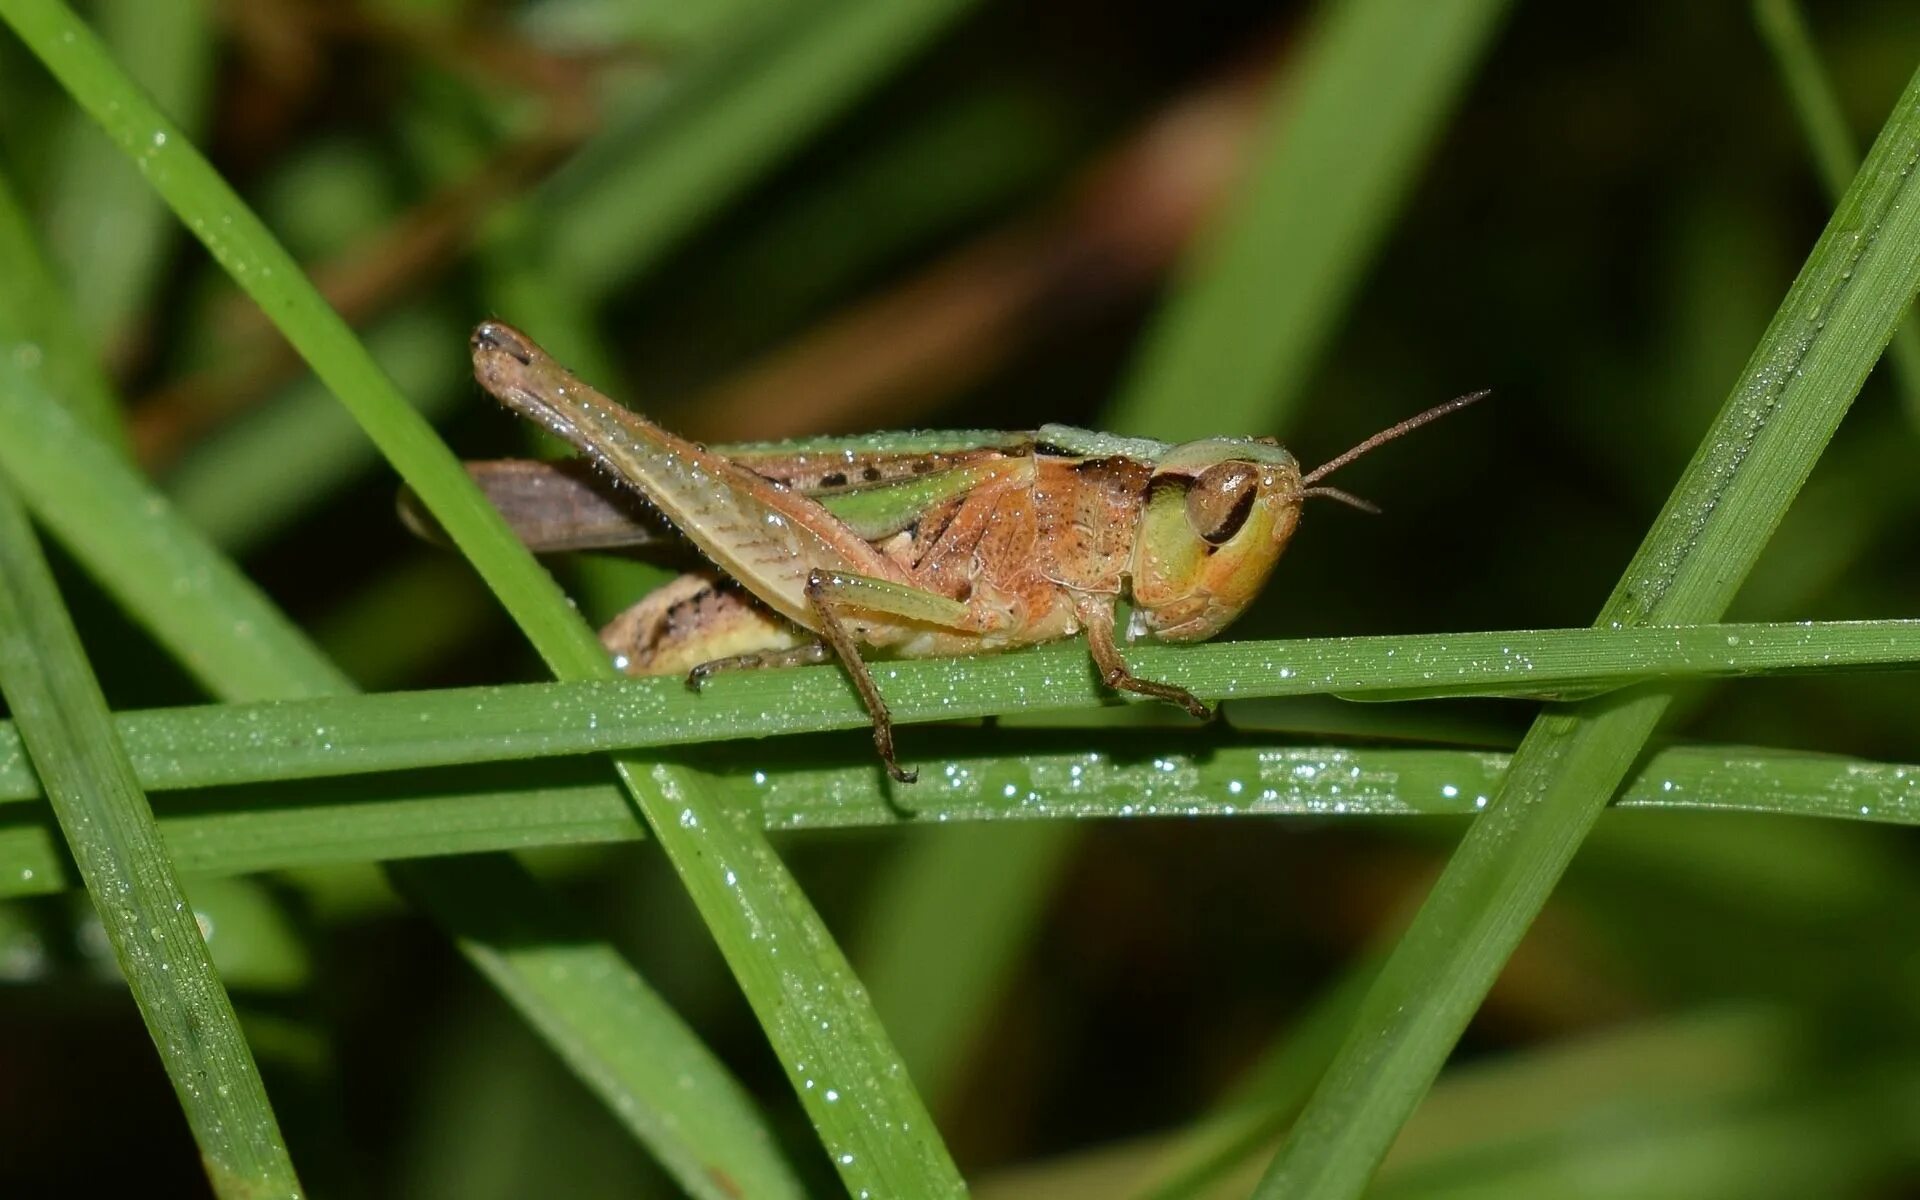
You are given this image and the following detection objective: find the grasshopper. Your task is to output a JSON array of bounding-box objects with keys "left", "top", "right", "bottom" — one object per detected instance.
[{"left": 447, "top": 321, "right": 1482, "bottom": 782}]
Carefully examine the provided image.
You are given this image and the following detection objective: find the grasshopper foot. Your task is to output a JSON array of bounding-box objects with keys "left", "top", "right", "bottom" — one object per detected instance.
[
  {"left": 877, "top": 732, "right": 918, "bottom": 785},
  {"left": 1100, "top": 666, "right": 1213, "bottom": 721}
]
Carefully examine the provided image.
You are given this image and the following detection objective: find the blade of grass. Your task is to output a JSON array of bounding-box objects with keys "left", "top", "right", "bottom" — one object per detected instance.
[
  {"left": 0, "top": 270, "right": 806, "bottom": 1200},
  {"left": 520, "top": 0, "right": 767, "bottom": 53},
  {"left": 1258, "top": 54, "right": 1920, "bottom": 1200},
  {"left": 1754, "top": 0, "right": 1920, "bottom": 420},
  {"left": 163, "top": 305, "right": 467, "bottom": 555},
  {"left": 392, "top": 853, "right": 799, "bottom": 1200},
  {"left": 1, "top": 4, "right": 961, "bottom": 1190},
  {"left": 0, "top": 207, "right": 818, "bottom": 1200},
  {"left": 0, "top": 4, "right": 606, "bottom": 681},
  {"left": 0, "top": 467, "right": 301, "bottom": 1197},
  {"left": 1107, "top": 0, "right": 1512, "bottom": 440},
  {"left": 0, "top": 344, "right": 357, "bottom": 700},
  {"left": 541, "top": 0, "right": 979, "bottom": 299},
  {"left": 4, "top": 734, "right": 1918, "bottom": 899},
  {"left": 38, "top": 0, "right": 211, "bottom": 345},
  {"left": 0, "top": 615, "right": 1912, "bottom": 794},
  {"left": 10, "top": 335, "right": 806, "bottom": 1188},
  {"left": 869, "top": 0, "right": 1505, "bottom": 1114},
  {"left": 1, "top": 358, "right": 1914, "bottom": 807},
  {"left": 1366, "top": 1014, "right": 1896, "bottom": 1200},
  {"left": 1133, "top": 959, "right": 1384, "bottom": 1200},
  {"left": 0, "top": 166, "right": 125, "bottom": 450},
  {"left": 978, "top": 1008, "right": 1903, "bottom": 1200},
  {"left": 3, "top": 59, "right": 811, "bottom": 1200},
  {"left": 310, "top": 557, "right": 498, "bottom": 690},
  {"left": 856, "top": 823, "right": 1077, "bottom": 1108}
]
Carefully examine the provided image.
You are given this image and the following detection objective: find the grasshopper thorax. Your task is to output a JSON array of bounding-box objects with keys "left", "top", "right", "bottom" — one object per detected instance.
[{"left": 1125, "top": 439, "right": 1302, "bottom": 643}]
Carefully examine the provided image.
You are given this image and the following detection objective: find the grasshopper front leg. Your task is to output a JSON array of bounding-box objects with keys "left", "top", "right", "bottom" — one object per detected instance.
[{"left": 1071, "top": 592, "right": 1212, "bottom": 720}]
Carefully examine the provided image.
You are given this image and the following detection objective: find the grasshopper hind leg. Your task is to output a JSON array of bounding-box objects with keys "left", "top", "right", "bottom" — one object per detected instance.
[
  {"left": 801, "top": 568, "right": 959, "bottom": 785},
  {"left": 630, "top": 567, "right": 965, "bottom": 784}
]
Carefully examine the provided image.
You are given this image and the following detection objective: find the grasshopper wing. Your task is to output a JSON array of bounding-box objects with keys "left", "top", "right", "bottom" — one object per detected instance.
[
  {"left": 430, "top": 450, "right": 1020, "bottom": 554},
  {"left": 401, "top": 459, "right": 683, "bottom": 555}
]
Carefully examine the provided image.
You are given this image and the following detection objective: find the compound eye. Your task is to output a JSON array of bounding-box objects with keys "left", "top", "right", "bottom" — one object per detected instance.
[{"left": 1185, "top": 461, "right": 1261, "bottom": 545}]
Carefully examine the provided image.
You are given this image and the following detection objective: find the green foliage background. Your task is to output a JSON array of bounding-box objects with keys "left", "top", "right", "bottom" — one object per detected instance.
[{"left": 1, "top": 0, "right": 1919, "bottom": 1196}]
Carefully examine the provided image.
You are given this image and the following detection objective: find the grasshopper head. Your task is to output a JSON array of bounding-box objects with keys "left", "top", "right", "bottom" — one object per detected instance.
[
  {"left": 1124, "top": 390, "right": 1490, "bottom": 643},
  {"left": 1126, "top": 440, "right": 1303, "bottom": 643}
]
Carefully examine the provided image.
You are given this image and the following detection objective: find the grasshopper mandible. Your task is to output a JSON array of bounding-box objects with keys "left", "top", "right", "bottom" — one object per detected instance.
[{"left": 449, "top": 322, "right": 1482, "bottom": 782}]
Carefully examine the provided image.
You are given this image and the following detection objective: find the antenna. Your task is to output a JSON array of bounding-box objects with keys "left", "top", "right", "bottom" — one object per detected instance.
[
  {"left": 1301, "top": 485, "right": 1381, "bottom": 514},
  {"left": 1301, "top": 390, "right": 1490, "bottom": 487}
]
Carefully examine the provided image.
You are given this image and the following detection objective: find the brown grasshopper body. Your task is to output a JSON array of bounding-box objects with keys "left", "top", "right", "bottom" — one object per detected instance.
[{"left": 457, "top": 322, "right": 1479, "bottom": 781}]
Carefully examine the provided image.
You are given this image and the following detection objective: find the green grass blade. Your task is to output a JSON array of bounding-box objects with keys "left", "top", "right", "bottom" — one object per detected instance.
[
  {"left": 164, "top": 306, "right": 467, "bottom": 555},
  {"left": 615, "top": 756, "right": 966, "bottom": 1192},
  {"left": 542, "top": 0, "right": 979, "bottom": 299},
  {"left": 0, "top": 165, "right": 125, "bottom": 450},
  {"left": 1134, "top": 961, "right": 1383, "bottom": 1200},
  {"left": 937, "top": 0, "right": 1505, "bottom": 1129},
  {"left": 38, "top": 0, "right": 211, "bottom": 344},
  {"left": 1754, "top": 0, "right": 1920, "bottom": 418},
  {"left": 310, "top": 558, "right": 496, "bottom": 689},
  {"left": 1107, "top": 0, "right": 1512, "bottom": 439},
  {"left": 2, "top": 4, "right": 963, "bottom": 1189},
  {"left": 1365, "top": 1011, "right": 1898, "bottom": 1200},
  {"left": 0, "top": 294, "right": 809, "bottom": 1200},
  {"left": 3, "top": 45, "right": 811, "bottom": 1200},
  {"left": 4, "top": 735, "right": 1918, "bottom": 898},
  {"left": 0, "top": 468, "right": 302, "bottom": 1198},
  {"left": 1257, "top": 53, "right": 1920, "bottom": 1200},
  {"left": 0, "top": 616, "right": 1908, "bottom": 794},
  {"left": 392, "top": 854, "right": 800, "bottom": 1200},
  {"left": 0, "top": 0, "right": 604, "bottom": 678},
  {"left": 0, "top": 360, "right": 355, "bottom": 701},
  {"left": 1754, "top": 0, "right": 1872, "bottom": 206},
  {"left": 857, "top": 824, "right": 1077, "bottom": 1107}
]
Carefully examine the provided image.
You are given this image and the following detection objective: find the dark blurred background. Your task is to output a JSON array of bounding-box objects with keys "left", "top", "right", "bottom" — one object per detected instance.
[{"left": 3, "top": 0, "right": 1920, "bottom": 1195}]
